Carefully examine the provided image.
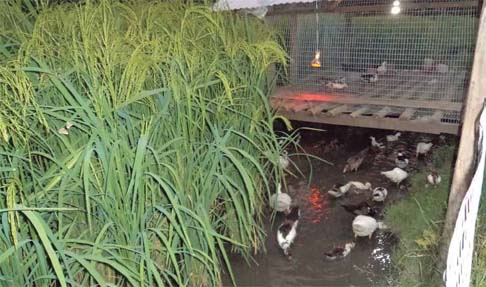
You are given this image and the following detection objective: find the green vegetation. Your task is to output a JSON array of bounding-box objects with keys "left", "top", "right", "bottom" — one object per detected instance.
[
  {"left": 384, "top": 146, "right": 455, "bottom": 287},
  {"left": 0, "top": 1, "right": 286, "bottom": 286}
]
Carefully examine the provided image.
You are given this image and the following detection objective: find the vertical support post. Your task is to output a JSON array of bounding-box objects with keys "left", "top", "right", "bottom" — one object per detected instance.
[
  {"left": 289, "top": 14, "right": 299, "bottom": 84},
  {"left": 439, "top": 1, "right": 486, "bottom": 269}
]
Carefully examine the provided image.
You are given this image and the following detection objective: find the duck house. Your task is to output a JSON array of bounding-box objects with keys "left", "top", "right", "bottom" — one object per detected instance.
[{"left": 253, "top": 0, "right": 481, "bottom": 134}]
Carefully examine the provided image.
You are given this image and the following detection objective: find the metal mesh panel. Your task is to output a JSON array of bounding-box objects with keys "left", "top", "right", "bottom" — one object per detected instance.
[{"left": 267, "top": 0, "right": 480, "bottom": 124}]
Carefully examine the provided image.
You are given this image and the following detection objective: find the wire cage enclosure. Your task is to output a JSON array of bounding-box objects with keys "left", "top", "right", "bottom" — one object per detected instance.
[{"left": 268, "top": 0, "right": 481, "bottom": 134}]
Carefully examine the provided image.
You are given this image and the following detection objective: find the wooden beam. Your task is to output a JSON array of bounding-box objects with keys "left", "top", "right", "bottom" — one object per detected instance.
[
  {"left": 439, "top": 1, "right": 486, "bottom": 270},
  {"left": 277, "top": 110, "right": 459, "bottom": 135},
  {"left": 268, "top": 0, "right": 478, "bottom": 16},
  {"left": 271, "top": 91, "right": 463, "bottom": 111}
]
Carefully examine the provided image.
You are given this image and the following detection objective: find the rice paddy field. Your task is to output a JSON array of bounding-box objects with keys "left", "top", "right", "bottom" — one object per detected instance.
[{"left": 0, "top": 1, "right": 287, "bottom": 286}]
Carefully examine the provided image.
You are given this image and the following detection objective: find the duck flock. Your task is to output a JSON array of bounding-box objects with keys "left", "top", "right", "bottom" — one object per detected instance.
[{"left": 271, "top": 131, "right": 446, "bottom": 261}]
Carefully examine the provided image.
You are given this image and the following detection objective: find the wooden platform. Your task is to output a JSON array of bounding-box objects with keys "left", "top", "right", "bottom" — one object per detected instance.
[{"left": 271, "top": 74, "right": 465, "bottom": 134}]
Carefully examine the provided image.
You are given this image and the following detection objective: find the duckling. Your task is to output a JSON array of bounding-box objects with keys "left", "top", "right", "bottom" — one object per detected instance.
[
  {"left": 352, "top": 215, "right": 386, "bottom": 239},
  {"left": 381, "top": 167, "right": 408, "bottom": 186},
  {"left": 277, "top": 206, "right": 300, "bottom": 259},
  {"left": 427, "top": 170, "right": 442, "bottom": 186},
  {"left": 416, "top": 142, "right": 433, "bottom": 158},
  {"left": 270, "top": 183, "right": 292, "bottom": 212},
  {"left": 324, "top": 242, "right": 356, "bottom": 260},
  {"left": 369, "top": 136, "right": 385, "bottom": 149},
  {"left": 343, "top": 147, "right": 369, "bottom": 173},
  {"left": 386, "top": 132, "right": 401, "bottom": 142},
  {"left": 361, "top": 73, "right": 378, "bottom": 83},
  {"left": 327, "top": 182, "right": 353, "bottom": 198},
  {"left": 340, "top": 201, "right": 377, "bottom": 216},
  {"left": 395, "top": 152, "right": 409, "bottom": 169},
  {"left": 372, "top": 187, "right": 388, "bottom": 202},
  {"left": 279, "top": 150, "right": 290, "bottom": 170}
]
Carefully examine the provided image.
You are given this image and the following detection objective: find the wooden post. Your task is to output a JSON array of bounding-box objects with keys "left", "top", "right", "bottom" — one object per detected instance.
[{"left": 439, "top": 1, "right": 486, "bottom": 269}]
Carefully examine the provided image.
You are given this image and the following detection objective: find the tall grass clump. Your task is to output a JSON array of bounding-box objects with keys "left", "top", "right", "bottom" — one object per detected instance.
[
  {"left": 0, "top": 1, "right": 286, "bottom": 286},
  {"left": 384, "top": 146, "right": 455, "bottom": 287}
]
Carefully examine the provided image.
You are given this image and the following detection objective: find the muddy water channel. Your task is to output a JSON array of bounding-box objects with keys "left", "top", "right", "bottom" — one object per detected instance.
[{"left": 223, "top": 125, "right": 449, "bottom": 287}]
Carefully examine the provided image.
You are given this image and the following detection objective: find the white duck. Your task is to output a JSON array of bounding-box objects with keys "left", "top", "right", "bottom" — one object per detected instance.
[
  {"left": 279, "top": 150, "right": 290, "bottom": 170},
  {"left": 381, "top": 167, "right": 408, "bottom": 185},
  {"left": 395, "top": 152, "right": 409, "bottom": 169},
  {"left": 327, "top": 182, "right": 354, "bottom": 198},
  {"left": 369, "top": 136, "right": 385, "bottom": 149},
  {"left": 277, "top": 206, "right": 300, "bottom": 259},
  {"left": 326, "top": 80, "right": 348, "bottom": 90},
  {"left": 386, "top": 132, "right": 401, "bottom": 142},
  {"left": 372, "top": 187, "right": 388, "bottom": 202},
  {"left": 349, "top": 181, "right": 372, "bottom": 190},
  {"left": 324, "top": 242, "right": 356, "bottom": 260},
  {"left": 270, "top": 183, "right": 292, "bottom": 212},
  {"left": 352, "top": 215, "right": 378, "bottom": 239},
  {"left": 416, "top": 142, "right": 433, "bottom": 158},
  {"left": 377, "top": 61, "right": 387, "bottom": 74},
  {"left": 427, "top": 171, "right": 442, "bottom": 186}
]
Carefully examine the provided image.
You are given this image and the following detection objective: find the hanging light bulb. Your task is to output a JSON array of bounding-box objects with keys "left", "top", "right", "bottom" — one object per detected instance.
[
  {"left": 310, "top": 1, "right": 321, "bottom": 68},
  {"left": 391, "top": 0, "right": 401, "bottom": 15}
]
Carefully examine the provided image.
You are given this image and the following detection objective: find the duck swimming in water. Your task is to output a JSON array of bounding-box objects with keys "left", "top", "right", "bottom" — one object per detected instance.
[
  {"left": 324, "top": 242, "right": 356, "bottom": 260},
  {"left": 277, "top": 206, "right": 300, "bottom": 259}
]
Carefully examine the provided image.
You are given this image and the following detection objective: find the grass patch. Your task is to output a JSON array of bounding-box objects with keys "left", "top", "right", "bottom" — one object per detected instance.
[{"left": 384, "top": 145, "right": 455, "bottom": 287}]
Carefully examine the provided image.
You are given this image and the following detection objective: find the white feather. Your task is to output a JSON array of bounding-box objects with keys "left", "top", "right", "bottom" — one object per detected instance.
[
  {"left": 381, "top": 167, "right": 408, "bottom": 184},
  {"left": 386, "top": 132, "right": 401, "bottom": 142}
]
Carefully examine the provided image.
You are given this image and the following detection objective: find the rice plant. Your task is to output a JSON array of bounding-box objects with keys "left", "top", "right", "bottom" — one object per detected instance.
[{"left": 0, "top": 1, "right": 286, "bottom": 286}]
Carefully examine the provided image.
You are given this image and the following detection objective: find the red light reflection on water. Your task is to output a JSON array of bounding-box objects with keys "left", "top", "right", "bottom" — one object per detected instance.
[{"left": 307, "top": 186, "right": 330, "bottom": 223}]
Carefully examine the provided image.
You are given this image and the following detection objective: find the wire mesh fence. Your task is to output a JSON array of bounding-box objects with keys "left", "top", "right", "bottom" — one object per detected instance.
[{"left": 267, "top": 0, "right": 480, "bottom": 123}]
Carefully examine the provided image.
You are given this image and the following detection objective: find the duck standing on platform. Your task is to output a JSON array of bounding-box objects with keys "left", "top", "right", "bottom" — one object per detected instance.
[
  {"left": 326, "top": 77, "right": 348, "bottom": 90},
  {"left": 381, "top": 167, "right": 408, "bottom": 186},
  {"left": 277, "top": 206, "right": 301, "bottom": 259},
  {"left": 361, "top": 73, "right": 378, "bottom": 83},
  {"left": 324, "top": 242, "right": 356, "bottom": 260},
  {"left": 395, "top": 152, "right": 409, "bottom": 169},
  {"left": 377, "top": 61, "right": 387, "bottom": 74}
]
